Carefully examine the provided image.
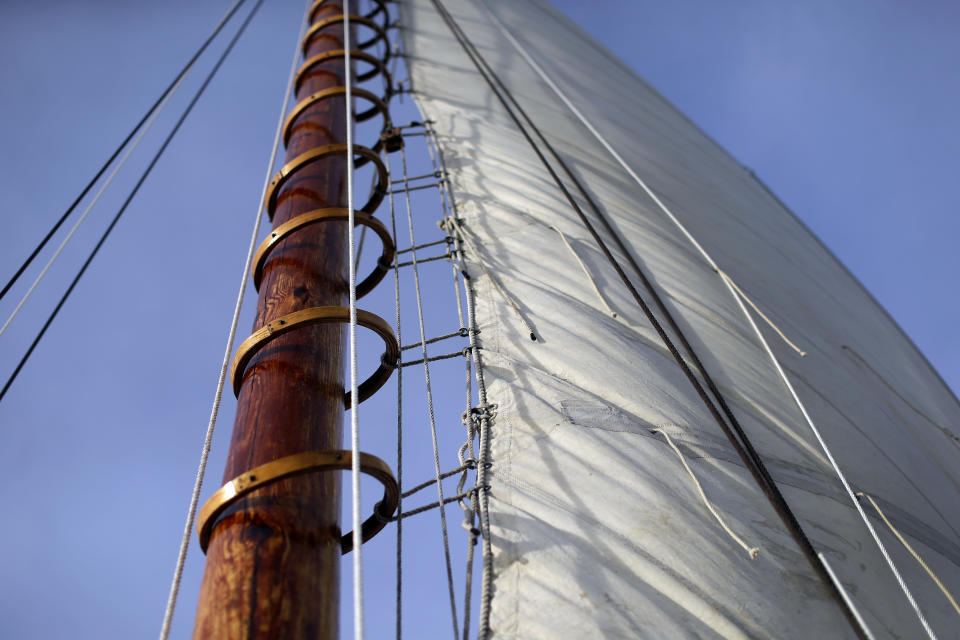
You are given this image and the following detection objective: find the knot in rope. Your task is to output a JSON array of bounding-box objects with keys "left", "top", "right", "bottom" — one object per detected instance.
[{"left": 462, "top": 403, "right": 497, "bottom": 427}]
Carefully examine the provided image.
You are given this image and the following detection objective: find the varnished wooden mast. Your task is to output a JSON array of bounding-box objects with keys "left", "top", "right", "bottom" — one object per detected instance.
[{"left": 193, "top": 3, "right": 353, "bottom": 637}]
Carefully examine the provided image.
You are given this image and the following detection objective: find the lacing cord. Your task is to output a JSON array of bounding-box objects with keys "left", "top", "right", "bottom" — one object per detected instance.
[{"left": 156, "top": 1, "right": 289, "bottom": 638}]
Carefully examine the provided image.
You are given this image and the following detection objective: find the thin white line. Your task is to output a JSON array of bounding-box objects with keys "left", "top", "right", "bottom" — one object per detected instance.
[
  {"left": 0, "top": 79, "right": 179, "bottom": 340},
  {"left": 818, "top": 553, "right": 878, "bottom": 640},
  {"left": 343, "top": 6, "right": 365, "bottom": 640},
  {"left": 482, "top": 6, "right": 937, "bottom": 637},
  {"left": 157, "top": 4, "right": 310, "bottom": 639}
]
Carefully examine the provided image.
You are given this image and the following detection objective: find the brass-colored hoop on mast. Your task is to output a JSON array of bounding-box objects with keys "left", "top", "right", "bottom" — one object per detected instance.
[
  {"left": 282, "top": 86, "right": 391, "bottom": 157},
  {"left": 251, "top": 208, "right": 395, "bottom": 295},
  {"left": 230, "top": 305, "right": 399, "bottom": 407},
  {"left": 264, "top": 143, "right": 387, "bottom": 220},
  {"left": 302, "top": 14, "right": 390, "bottom": 65},
  {"left": 294, "top": 49, "right": 393, "bottom": 94},
  {"left": 307, "top": 0, "right": 389, "bottom": 29},
  {"left": 196, "top": 449, "right": 399, "bottom": 554}
]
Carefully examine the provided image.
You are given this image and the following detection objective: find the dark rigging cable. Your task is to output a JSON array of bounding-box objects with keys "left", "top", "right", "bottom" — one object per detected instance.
[
  {"left": 0, "top": 0, "right": 248, "bottom": 303},
  {"left": 0, "top": 0, "right": 266, "bottom": 404}
]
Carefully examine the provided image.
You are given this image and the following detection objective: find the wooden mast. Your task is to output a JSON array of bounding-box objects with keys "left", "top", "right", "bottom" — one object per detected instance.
[{"left": 193, "top": 2, "right": 357, "bottom": 637}]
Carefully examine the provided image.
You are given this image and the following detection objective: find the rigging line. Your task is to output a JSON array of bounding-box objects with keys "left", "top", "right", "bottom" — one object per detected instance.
[
  {"left": 157, "top": 3, "right": 305, "bottom": 639},
  {"left": 399, "top": 347, "right": 468, "bottom": 368},
  {"left": 354, "top": 167, "right": 382, "bottom": 273},
  {"left": 397, "top": 236, "right": 451, "bottom": 255},
  {"left": 401, "top": 328, "right": 468, "bottom": 351},
  {"left": 482, "top": 1, "right": 806, "bottom": 358},
  {"left": 344, "top": 8, "right": 366, "bottom": 640},
  {"left": 0, "top": 0, "right": 265, "bottom": 406},
  {"left": 858, "top": 493, "right": 960, "bottom": 617},
  {"left": 0, "top": 0, "right": 248, "bottom": 304},
  {"left": 422, "top": 121, "right": 466, "bottom": 329},
  {"left": 0, "top": 74, "right": 181, "bottom": 340},
  {"left": 652, "top": 429, "right": 760, "bottom": 559},
  {"left": 402, "top": 464, "right": 471, "bottom": 499},
  {"left": 726, "top": 265, "right": 937, "bottom": 638},
  {"left": 387, "top": 112, "right": 405, "bottom": 640},
  {"left": 390, "top": 490, "right": 473, "bottom": 521},
  {"left": 395, "top": 251, "right": 450, "bottom": 268},
  {"left": 422, "top": 119, "right": 478, "bottom": 640},
  {"left": 428, "top": 2, "right": 869, "bottom": 636},
  {"left": 818, "top": 553, "right": 879, "bottom": 640},
  {"left": 422, "top": 114, "right": 495, "bottom": 640},
  {"left": 396, "top": 126, "right": 461, "bottom": 639}
]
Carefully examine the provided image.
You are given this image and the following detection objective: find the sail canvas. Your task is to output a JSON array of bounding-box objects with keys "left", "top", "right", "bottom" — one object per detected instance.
[{"left": 0, "top": 0, "right": 957, "bottom": 638}]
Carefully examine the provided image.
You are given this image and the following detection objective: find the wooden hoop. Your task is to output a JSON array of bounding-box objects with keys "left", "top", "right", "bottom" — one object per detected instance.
[
  {"left": 196, "top": 449, "right": 399, "bottom": 554},
  {"left": 264, "top": 143, "right": 387, "bottom": 220},
  {"left": 282, "top": 86, "right": 390, "bottom": 147},
  {"left": 230, "top": 306, "right": 399, "bottom": 407},
  {"left": 302, "top": 15, "right": 389, "bottom": 64},
  {"left": 252, "top": 208, "right": 394, "bottom": 296},
  {"left": 308, "top": 0, "right": 388, "bottom": 26},
  {"left": 294, "top": 49, "right": 392, "bottom": 94}
]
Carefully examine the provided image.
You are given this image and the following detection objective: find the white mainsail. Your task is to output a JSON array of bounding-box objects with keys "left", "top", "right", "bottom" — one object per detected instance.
[{"left": 400, "top": 0, "right": 960, "bottom": 637}]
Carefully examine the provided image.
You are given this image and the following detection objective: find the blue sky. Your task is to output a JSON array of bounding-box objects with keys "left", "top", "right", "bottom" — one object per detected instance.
[{"left": 0, "top": 1, "right": 956, "bottom": 638}]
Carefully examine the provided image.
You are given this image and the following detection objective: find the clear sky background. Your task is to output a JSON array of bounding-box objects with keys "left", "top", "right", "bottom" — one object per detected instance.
[{"left": 0, "top": 1, "right": 956, "bottom": 638}]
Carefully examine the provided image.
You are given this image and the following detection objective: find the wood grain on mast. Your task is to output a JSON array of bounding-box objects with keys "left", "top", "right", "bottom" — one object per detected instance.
[{"left": 193, "top": 2, "right": 353, "bottom": 637}]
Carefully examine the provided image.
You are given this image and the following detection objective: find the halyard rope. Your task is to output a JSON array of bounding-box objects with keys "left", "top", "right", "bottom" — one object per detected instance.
[
  {"left": 344, "top": 6, "right": 366, "bottom": 639},
  {"left": 157, "top": 1, "right": 292, "bottom": 638},
  {"left": 482, "top": 4, "right": 934, "bottom": 636}
]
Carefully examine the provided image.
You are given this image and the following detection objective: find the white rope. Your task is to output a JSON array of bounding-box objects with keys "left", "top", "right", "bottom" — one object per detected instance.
[
  {"left": 397, "top": 130, "right": 461, "bottom": 639},
  {"left": 652, "top": 429, "right": 759, "bottom": 559},
  {"left": 817, "top": 552, "right": 878, "bottom": 640},
  {"left": 550, "top": 225, "right": 617, "bottom": 318},
  {"left": 858, "top": 492, "right": 960, "bottom": 617},
  {"left": 0, "top": 79, "right": 182, "bottom": 340},
  {"left": 483, "top": 6, "right": 936, "bottom": 636},
  {"left": 343, "top": 7, "right": 366, "bottom": 640},
  {"left": 718, "top": 271, "right": 805, "bottom": 357},
  {"left": 156, "top": 5, "right": 309, "bottom": 640}
]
